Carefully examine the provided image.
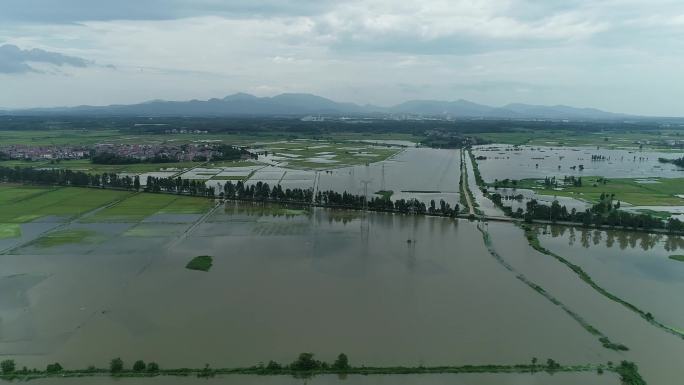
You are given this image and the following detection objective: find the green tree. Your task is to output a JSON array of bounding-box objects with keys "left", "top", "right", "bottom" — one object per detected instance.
[
  {"left": 1, "top": 359, "right": 15, "bottom": 374},
  {"left": 290, "top": 353, "right": 321, "bottom": 371},
  {"left": 266, "top": 360, "right": 282, "bottom": 371},
  {"left": 133, "top": 360, "right": 146, "bottom": 372},
  {"left": 332, "top": 353, "right": 350, "bottom": 370},
  {"left": 110, "top": 357, "right": 124, "bottom": 373},
  {"left": 46, "top": 362, "right": 63, "bottom": 373},
  {"left": 147, "top": 362, "right": 160, "bottom": 373}
]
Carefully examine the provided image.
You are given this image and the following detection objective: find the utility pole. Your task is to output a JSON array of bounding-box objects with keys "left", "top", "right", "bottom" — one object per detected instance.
[
  {"left": 360, "top": 179, "right": 373, "bottom": 243},
  {"left": 360, "top": 179, "right": 372, "bottom": 211}
]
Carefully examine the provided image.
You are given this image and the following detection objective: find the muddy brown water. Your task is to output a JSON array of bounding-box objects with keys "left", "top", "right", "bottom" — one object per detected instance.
[
  {"left": 537, "top": 225, "right": 684, "bottom": 332},
  {"left": 486, "top": 221, "right": 684, "bottom": 385},
  {"left": 1, "top": 205, "right": 608, "bottom": 375}
]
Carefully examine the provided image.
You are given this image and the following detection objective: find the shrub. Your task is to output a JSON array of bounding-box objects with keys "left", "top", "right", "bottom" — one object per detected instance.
[
  {"left": 266, "top": 360, "right": 282, "bottom": 371},
  {"left": 1, "top": 359, "right": 15, "bottom": 374},
  {"left": 147, "top": 362, "right": 160, "bottom": 373},
  {"left": 332, "top": 353, "right": 350, "bottom": 370},
  {"left": 46, "top": 362, "right": 63, "bottom": 373},
  {"left": 110, "top": 357, "right": 124, "bottom": 373},
  {"left": 290, "top": 353, "right": 321, "bottom": 371},
  {"left": 133, "top": 360, "right": 146, "bottom": 372}
]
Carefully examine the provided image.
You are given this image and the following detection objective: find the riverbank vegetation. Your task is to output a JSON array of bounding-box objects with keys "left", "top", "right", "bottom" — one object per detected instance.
[
  {"left": 0, "top": 355, "right": 645, "bottom": 385},
  {"left": 490, "top": 192, "right": 684, "bottom": 233}
]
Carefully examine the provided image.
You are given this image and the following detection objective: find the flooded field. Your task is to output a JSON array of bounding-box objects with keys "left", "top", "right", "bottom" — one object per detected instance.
[
  {"left": 537, "top": 225, "right": 684, "bottom": 330},
  {"left": 473, "top": 144, "right": 684, "bottom": 182},
  {"left": 2, "top": 372, "right": 619, "bottom": 385},
  {"left": 1, "top": 197, "right": 616, "bottom": 374},
  {"left": 4, "top": 143, "right": 684, "bottom": 384},
  {"left": 484, "top": 222, "right": 684, "bottom": 385},
  {"left": 317, "top": 148, "right": 462, "bottom": 205}
]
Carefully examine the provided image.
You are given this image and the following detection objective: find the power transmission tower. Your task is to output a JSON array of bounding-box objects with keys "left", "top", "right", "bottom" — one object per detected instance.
[
  {"left": 359, "top": 179, "right": 372, "bottom": 242},
  {"left": 360, "top": 179, "right": 372, "bottom": 210}
]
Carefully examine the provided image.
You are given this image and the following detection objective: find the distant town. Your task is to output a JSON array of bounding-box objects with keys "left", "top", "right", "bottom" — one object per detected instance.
[{"left": 0, "top": 142, "right": 254, "bottom": 163}]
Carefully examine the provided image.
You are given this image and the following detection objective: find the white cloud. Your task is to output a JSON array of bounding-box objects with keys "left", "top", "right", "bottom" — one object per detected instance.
[{"left": 0, "top": 0, "right": 683, "bottom": 115}]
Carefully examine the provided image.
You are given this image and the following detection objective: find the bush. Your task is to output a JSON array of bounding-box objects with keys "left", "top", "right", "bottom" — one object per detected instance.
[
  {"left": 46, "top": 362, "right": 63, "bottom": 373},
  {"left": 110, "top": 357, "right": 124, "bottom": 373},
  {"left": 1, "top": 359, "right": 15, "bottom": 374},
  {"left": 186, "top": 255, "right": 213, "bottom": 272},
  {"left": 290, "top": 353, "right": 321, "bottom": 371},
  {"left": 133, "top": 360, "right": 146, "bottom": 372},
  {"left": 332, "top": 353, "right": 350, "bottom": 370},
  {"left": 147, "top": 362, "right": 160, "bottom": 373}
]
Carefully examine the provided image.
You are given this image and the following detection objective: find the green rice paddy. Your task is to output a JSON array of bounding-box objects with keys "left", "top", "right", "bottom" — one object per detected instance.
[
  {"left": 35, "top": 159, "right": 200, "bottom": 174},
  {"left": 85, "top": 192, "right": 212, "bottom": 222},
  {"left": 123, "top": 223, "right": 188, "bottom": 237},
  {"left": 509, "top": 177, "right": 684, "bottom": 206},
  {"left": 475, "top": 129, "right": 684, "bottom": 150},
  {"left": 0, "top": 186, "right": 132, "bottom": 222},
  {"left": 0, "top": 185, "right": 211, "bottom": 224},
  {"left": 32, "top": 229, "right": 103, "bottom": 248},
  {"left": 0, "top": 224, "right": 21, "bottom": 239}
]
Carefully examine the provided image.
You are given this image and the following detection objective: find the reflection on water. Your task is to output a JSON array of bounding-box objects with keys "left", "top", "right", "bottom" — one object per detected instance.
[
  {"left": 544, "top": 225, "right": 684, "bottom": 252},
  {"left": 473, "top": 144, "right": 684, "bottom": 182},
  {"left": 539, "top": 225, "right": 684, "bottom": 330}
]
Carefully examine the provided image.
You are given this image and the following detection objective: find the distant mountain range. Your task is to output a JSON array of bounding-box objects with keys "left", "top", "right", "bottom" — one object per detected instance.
[{"left": 2, "top": 92, "right": 633, "bottom": 120}]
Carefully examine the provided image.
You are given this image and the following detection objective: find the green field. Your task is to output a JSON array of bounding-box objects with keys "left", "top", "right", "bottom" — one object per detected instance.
[
  {"left": 0, "top": 160, "right": 51, "bottom": 168},
  {"left": 475, "top": 129, "right": 684, "bottom": 150},
  {"left": 508, "top": 177, "right": 684, "bottom": 206},
  {"left": 84, "top": 192, "right": 212, "bottom": 222},
  {"left": 32, "top": 229, "right": 103, "bottom": 248},
  {"left": 35, "top": 159, "right": 201, "bottom": 173},
  {"left": 0, "top": 185, "right": 132, "bottom": 222},
  {"left": 0, "top": 223, "right": 21, "bottom": 239}
]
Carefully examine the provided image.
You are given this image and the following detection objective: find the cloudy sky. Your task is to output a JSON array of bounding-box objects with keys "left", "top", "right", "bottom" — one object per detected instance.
[{"left": 1, "top": 0, "right": 683, "bottom": 115}]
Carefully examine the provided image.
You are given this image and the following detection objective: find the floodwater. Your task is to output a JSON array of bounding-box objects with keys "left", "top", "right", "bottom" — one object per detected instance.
[
  {"left": 537, "top": 225, "right": 684, "bottom": 330},
  {"left": 472, "top": 144, "right": 684, "bottom": 182},
  {"left": 1, "top": 203, "right": 609, "bottom": 374},
  {"left": 317, "top": 148, "right": 462, "bottom": 206},
  {"left": 484, "top": 221, "right": 684, "bottom": 385},
  {"left": 5, "top": 144, "right": 684, "bottom": 384},
  {"left": 187, "top": 147, "right": 463, "bottom": 209},
  {"left": 5, "top": 372, "right": 619, "bottom": 385}
]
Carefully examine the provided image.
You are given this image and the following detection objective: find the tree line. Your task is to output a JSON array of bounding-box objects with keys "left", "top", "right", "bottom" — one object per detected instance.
[
  {"left": 220, "top": 180, "right": 460, "bottom": 216},
  {"left": 491, "top": 191, "right": 684, "bottom": 233},
  {"left": 0, "top": 166, "right": 216, "bottom": 197},
  {"left": 659, "top": 156, "right": 684, "bottom": 167},
  {"left": 0, "top": 165, "right": 462, "bottom": 217}
]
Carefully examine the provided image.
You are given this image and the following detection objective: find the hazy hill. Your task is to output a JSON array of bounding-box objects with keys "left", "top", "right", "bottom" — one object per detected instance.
[{"left": 3, "top": 93, "right": 633, "bottom": 120}]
